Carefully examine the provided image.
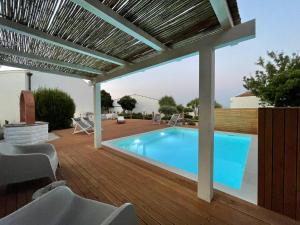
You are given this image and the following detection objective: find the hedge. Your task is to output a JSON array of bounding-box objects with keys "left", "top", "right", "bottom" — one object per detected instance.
[{"left": 34, "top": 88, "right": 75, "bottom": 131}]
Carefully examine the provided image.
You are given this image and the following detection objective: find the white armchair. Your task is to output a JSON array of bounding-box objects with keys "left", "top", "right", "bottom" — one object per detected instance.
[
  {"left": 0, "top": 142, "right": 59, "bottom": 185},
  {"left": 0, "top": 186, "right": 138, "bottom": 225}
]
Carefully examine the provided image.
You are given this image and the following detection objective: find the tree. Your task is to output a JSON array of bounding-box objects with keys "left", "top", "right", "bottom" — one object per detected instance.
[
  {"left": 187, "top": 98, "right": 199, "bottom": 116},
  {"left": 117, "top": 95, "right": 137, "bottom": 112},
  {"left": 187, "top": 98, "right": 223, "bottom": 116},
  {"left": 214, "top": 101, "right": 223, "bottom": 108},
  {"left": 243, "top": 51, "right": 300, "bottom": 107},
  {"left": 159, "top": 105, "right": 177, "bottom": 116},
  {"left": 176, "top": 104, "right": 185, "bottom": 113},
  {"left": 101, "top": 90, "right": 113, "bottom": 112},
  {"left": 159, "top": 96, "right": 176, "bottom": 107}
]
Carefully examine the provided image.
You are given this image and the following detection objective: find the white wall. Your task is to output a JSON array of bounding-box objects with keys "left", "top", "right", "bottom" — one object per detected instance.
[
  {"left": 230, "top": 96, "right": 261, "bottom": 108},
  {"left": 112, "top": 94, "right": 159, "bottom": 114},
  {"left": 31, "top": 72, "right": 94, "bottom": 117},
  {"left": 0, "top": 70, "right": 26, "bottom": 125}
]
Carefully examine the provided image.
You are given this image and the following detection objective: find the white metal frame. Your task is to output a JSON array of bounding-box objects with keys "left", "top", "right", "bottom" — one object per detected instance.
[
  {"left": 0, "top": 18, "right": 127, "bottom": 65},
  {"left": 0, "top": 46, "right": 102, "bottom": 75},
  {"left": 209, "top": 0, "right": 234, "bottom": 30},
  {"left": 95, "top": 20, "right": 255, "bottom": 82},
  {"left": 93, "top": 83, "right": 102, "bottom": 148},
  {"left": 0, "top": 60, "right": 86, "bottom": 79},
  {"left": 72, "top": 118, "right": 94, "bottom": 135},
  {"left": 71, "top": 0, "right": 168, "bottom": 51}
]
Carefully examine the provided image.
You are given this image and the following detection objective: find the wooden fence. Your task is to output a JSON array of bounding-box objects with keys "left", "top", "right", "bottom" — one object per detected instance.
[
  {"left": 215, "top": 108, "right": 258, "bottom": 134},
  {"left": 258, "top": 108, "right": 300, "bottom": 220}
]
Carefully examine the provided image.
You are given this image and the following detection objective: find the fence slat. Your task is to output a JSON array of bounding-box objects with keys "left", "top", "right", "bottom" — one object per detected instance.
[
  {"left": 214, "top": 108, "right": 257, "bottom": 134},
  {"left": 283, "top": 108, "right": 298, "bottom": 218},
  {"left": 258, "top": 108, "right": 300, "bottom": 220},
  {"left": 297, "top": 109, "right": 300, "bottom": 221},
  {"left": 271, "top": 109, "right": 285, "bottom": 213},
  {"left": 264, "top": 109, "right": 273, "bottom": 209},
  {"left": 258, "top": 108, "right": 265, "bottom": 206}
]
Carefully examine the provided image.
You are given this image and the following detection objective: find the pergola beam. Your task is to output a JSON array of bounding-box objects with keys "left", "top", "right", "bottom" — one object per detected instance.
[
  {"left": 0, "top": 60, "right": 88, "bottom": 79},
  {"left": 0, "top": 18, "right": 127, "bottom": 65},
  {"left": 0, "top": 46, "right": 102, "bottom": 75},
  {"left": 96, "top": 19, "right": 255, "bottom": 82},
  {"left": 71, "top": 0, "right": 168, "bottom": 51},
  {"left": 209, "top": 0, "right": 234, "bottom": 30}
]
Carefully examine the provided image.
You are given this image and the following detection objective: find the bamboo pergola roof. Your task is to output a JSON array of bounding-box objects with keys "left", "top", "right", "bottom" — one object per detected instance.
[{"left": 0, "top": 0, "right": 241, "bottom": 80}]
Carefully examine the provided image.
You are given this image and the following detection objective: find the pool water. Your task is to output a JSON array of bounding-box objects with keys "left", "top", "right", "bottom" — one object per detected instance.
[{"left": 105, "top": 127, "right": 251, "bottom": 189}]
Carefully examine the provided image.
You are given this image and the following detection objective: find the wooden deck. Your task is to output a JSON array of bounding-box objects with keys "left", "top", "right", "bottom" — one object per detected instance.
[{"left": 0, "top": 119, "right": 299, "bottom": 225}]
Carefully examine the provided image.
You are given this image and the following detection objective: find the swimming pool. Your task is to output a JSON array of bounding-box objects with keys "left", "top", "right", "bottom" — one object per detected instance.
[{"left": 103, "top": 127, "right": 251, "bottom": 190}]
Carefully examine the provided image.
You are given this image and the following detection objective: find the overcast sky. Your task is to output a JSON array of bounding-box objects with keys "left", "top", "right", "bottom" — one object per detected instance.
[{"left": 102, "top": 0, "right": 300, "bottom": 107}]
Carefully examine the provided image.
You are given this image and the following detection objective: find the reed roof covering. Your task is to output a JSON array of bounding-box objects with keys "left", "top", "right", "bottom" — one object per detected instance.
[{"left": 0, "top": 0, "right": 240, "bottom": 79}]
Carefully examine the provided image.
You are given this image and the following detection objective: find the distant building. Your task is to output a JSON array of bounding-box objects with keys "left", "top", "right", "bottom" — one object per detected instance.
[
  {"left": 0, "top": 69, "right": 93, "bottom": 125},
  {"left": 230, "top": 91, "right": 261, "bottom": 108},
  {"left": 112, "top": 94, "right": 159, "bottom": 114}
]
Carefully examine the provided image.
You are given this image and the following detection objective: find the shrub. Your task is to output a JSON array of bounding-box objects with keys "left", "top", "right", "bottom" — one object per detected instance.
[
  {"left": 132, "top": 113, "right": 143, "bottom": 119},
  {"left": 159, "top": 105, "right": 177, "bottom": 116},
  {"left": 34, "top": 88, "right": 75, "bottom": 131},
  {"left": 144, "top": 114, "right": 153, "bottom": 120},
  {"left": 117, "top": 96, "right": 137, "bottom": 112},
  {"left": 184, "top": 114, "right": 193, "bottom": 119},
  {"left": 162, "top": 115, "right": 172, "bottom": 120},
  {"left": 118, "top": 112, "right": 131, "bottom": 119},
  {"left": 159, "top": 96, "right": 176, "bottom": 107}
]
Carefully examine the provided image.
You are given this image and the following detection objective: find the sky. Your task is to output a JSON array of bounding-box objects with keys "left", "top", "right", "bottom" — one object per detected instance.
[{"left": 101, "top": 0, "right": 300, "bottom": 107}]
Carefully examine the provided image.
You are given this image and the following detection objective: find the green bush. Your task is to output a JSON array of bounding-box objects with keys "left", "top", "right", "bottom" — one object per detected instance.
[
  {"left": 159, "top": 105, "right": 177, "bottom": 116},
  {"left": 144, "top": 114, "right": 153, "bottom": 120},
  {"left": 132, "top": 113, "right": 143, "bottom": 119},
  {"left": 184, "top": 114, "right": 193, "bottom": 119},
  {"left": 162, "top": 115, "right": 172, "bottom": 120},
  {"left": 34, "top": 88, "right": 75, "bottom": 131},
  {"left": 118, "top": 112, "right": 131, "bottom": 119}
]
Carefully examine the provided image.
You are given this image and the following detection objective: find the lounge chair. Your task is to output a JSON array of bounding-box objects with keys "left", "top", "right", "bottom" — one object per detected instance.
[
  {"left": 82, "top": 117, "right": 95, "bottom": 128},
  {"left": 0, "top": 142, "right": 59, "bottom": 186},
  {"left": 167, "top": 114, "right": 181, "bottom": 127},
  {"left": 72, "top": 117, "right": 94, "bottom": 135},
  {"left": 0, "top": 186, "right": 138, "bottom": 225},
  {"left": 152, "top": 113, "right": 161, "bottom": 124},
  {"left": 117, "top": 116, "right": 125, "bottom": 124}
]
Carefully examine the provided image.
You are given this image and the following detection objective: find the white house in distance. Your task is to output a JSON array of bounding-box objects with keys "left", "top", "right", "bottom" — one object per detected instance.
[
  {"left": 230, "top": 91, "right": 261, "bottom": 108},
  {"left": 112, "top": 94, "right": 159, "bottom": 114},
  {"left": 0, "top": 69, "right": 93, "bottom": 125}
]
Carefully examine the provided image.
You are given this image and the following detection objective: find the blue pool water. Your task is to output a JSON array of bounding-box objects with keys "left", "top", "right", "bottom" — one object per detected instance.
[{"left": 105, "top": 127, "right": 251, "bottom": 189}]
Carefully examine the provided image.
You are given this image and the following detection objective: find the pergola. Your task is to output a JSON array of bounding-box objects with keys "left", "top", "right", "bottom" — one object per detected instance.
[{"left": 0, "top": 0, "right": 255, "bottom": 202}]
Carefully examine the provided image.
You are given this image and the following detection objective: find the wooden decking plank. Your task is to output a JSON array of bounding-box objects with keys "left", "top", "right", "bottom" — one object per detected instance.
[
  {"left": 70, "top": 153, "right": 182, "bottom": 225},
  {"left": 67, "top": 154, "right": 163, "bottom": 225},
  {"left": 0, "top": 119, "right": 298, "bottom": 225},
  {"left": 76, "top": 147, "right": 258, "bottom": 225}
]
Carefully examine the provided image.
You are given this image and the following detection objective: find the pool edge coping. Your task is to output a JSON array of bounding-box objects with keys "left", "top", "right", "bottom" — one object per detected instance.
[{"left": 102, "top": 126, "right": 258, "bottom": 204}]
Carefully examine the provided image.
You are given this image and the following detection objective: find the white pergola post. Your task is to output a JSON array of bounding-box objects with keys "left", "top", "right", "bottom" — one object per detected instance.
[
  {"left": 198, "top": 47, "right": 215, "bottom": 202},
  {"left": 93, "top": 82, "right": 102, "bottom": 148}
]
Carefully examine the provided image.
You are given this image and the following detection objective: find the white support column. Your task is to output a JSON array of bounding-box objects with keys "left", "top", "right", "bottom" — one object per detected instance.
[
  {"left": 198, "top": 47, "right": 215, "bottom": 202},
  {"left": 93, "top": 82, "right": 102, "bottom": 148}
]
